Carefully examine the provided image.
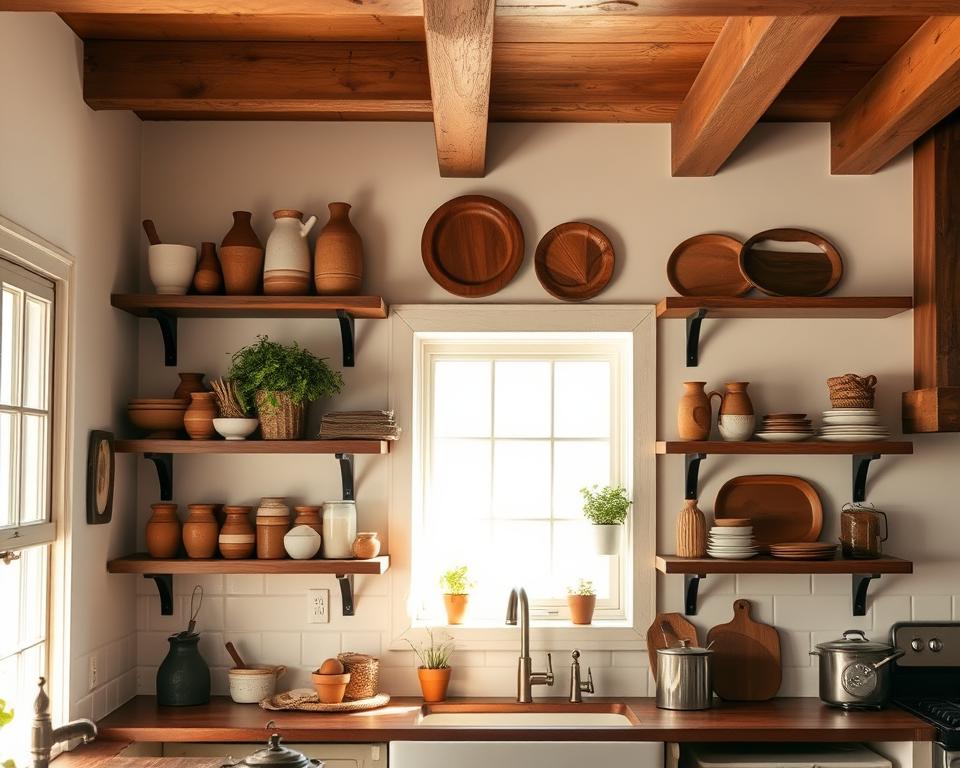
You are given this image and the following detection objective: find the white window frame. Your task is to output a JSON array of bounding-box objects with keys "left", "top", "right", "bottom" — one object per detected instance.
[{"left": 389, "top": 305, "right": 655, "bottom": 652}]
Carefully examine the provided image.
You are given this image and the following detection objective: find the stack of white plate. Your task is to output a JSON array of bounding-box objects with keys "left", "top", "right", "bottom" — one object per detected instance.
[
  {"left": 707, "top": 524, "right": 758, "bottom": 560},
  {"left": 819, "top": 408, "right": 889, "bottom": 441}
]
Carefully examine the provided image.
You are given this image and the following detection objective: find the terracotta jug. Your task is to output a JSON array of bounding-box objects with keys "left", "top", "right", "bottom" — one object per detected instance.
[
  {"left": 146, "top": 503, "right": 181, "bottom": 558},
  {"left": 314, "top": 202, "right": 363, "bottom": 295},
  {"left": 264, "top": 209, "right": 317, "bottom": 296},
  {"left": 678, "top": 381, "right": 711, "bottom": 440},
  {"left": 709, "top": 382, "right": 755, "bottom": 442},
  {"left": 183, "top": 503, "right": 219, "bottom": 559},
  {"left": 184, "top": 391, "right": 218, "bottom": 439},
  {"left": 219, "top": 505, "right": 255, "bottom": 559},
  {"left": 173, "top": 372, "right": 206, "bottom": 401},
  {"left": 193, "top": 242, "right": 223, "bottom": 295},
  {"left": 676, "top": 499, "right": 707, "bottom": 558},
  {"left": 220, "top": 211, "right": 264, "bottom": 295}
]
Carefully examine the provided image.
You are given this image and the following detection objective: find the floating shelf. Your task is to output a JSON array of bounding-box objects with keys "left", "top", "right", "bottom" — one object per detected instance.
[
  {"left": 655, "top": 555, "right": 912, "bottom": 617},
  {"left": 110, "top": 294, "right": 388, "bottom": 368}
]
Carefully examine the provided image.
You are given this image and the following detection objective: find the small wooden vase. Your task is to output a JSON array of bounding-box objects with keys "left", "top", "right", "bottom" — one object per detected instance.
[
  {"left": 183, "top": 503, "right": 219, "bottom": 559},
  {"left": 417, "top": 667, "right": 451, "bottom": 703},
  {"left": 184, "top": 391, "right": 218, "bottom": 439},
  {"left": 193, "top": 242, "right": 223, "bottom": 294},
  {"left": 314, "top": 202, "right": 363, "bottom": 295},
  {"left": 220, "top": 211, "right": 264, "bottom": 295},
  {"left": 219, "top": 505, "right": 255, "bottom": 559},
  {"left": 676, "top": 499, "right": 707, "bottom": 558},
  {"left": 146, "top": 503, "right": 181, "bottom": 558},
  {"left": 678, "top": 381, "right": 711, "bottom": 440}
]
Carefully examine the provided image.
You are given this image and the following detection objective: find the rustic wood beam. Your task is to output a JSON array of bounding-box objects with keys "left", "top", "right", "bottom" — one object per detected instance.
[
  {"left": 422, "top": 0, "right": 495, "bottom": 177},
  {"left": 671, "top": 15, "right": 836, "bottom": 177},
  {"left": 831, "top": 16, "right": 960, "bottom": 175}
]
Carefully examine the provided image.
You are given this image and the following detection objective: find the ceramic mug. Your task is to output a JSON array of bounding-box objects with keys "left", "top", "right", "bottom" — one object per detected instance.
[{"left": 228, "top": 664, "right": 286, "bottom": 704}]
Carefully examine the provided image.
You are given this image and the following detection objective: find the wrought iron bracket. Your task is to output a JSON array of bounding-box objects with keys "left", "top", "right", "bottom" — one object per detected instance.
[
  {"left": 685, "top": 453, "right": 707, "bottom": 500},
  {"left": 336, "top": 452, "right": 355, "bottom": 501},
  {"left": 146, "top": 574, "right": 174, "bottom": 615},
  {"left": 685, "top": 309, "right": 708, "bottom": 367},
  {"left": 337, "top": 574, "right": 355, "bottom": 616},
  {"left": 148, "top": 309, "right": 178, "bottom": 367},
  {"left": 852, "top": 573, "right": 881, "bottom": 616},
  {"left": 852, "top": 453, "right": 881, "bottom": 503},
  {"left": 337, "top": 310, "right": 355, "bottom": 367},
  {"left": 684, "top": 573, "right": 705, "bottom": 616},
  {"left": 144, "top": 452, "right": 174, "bottom": 501}
]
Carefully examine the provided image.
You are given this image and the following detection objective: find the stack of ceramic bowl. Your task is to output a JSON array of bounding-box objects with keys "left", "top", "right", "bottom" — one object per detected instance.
[
  {"left": 127, "top": 398, "right": 187, "bottom": 438},
  {"left": 769, "top": 542, "right": 837, "bottom": 560},
  {"left": 755, "top": 413, "right": 815, "bottom": 442},
  {"left": 819, "top": 408, "right": 889, "bottom": 441},
  {"left": 707, "top": 518, "right": 758, "bottom": 559}
]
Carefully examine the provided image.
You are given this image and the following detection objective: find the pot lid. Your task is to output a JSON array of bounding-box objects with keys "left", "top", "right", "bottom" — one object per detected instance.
[
  {"left": 657, "top": 639, "right": 712, "bottom": 656},
  {"left": 815, "top": 629, "right": 893, "bottom": 653},
  {"left": 231, "top": 733, "right": 315, "bottom": 768}
]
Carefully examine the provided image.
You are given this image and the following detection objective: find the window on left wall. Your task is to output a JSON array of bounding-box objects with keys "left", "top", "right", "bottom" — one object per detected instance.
[{"left": 0, "top": 257, "right": 55, "bottom": 766}]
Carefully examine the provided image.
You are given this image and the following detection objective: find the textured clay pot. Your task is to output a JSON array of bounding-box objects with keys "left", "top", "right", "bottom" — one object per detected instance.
[
  {"left": 173, "top": 372, "right": 206, "bottom": 401},
  {"left": 184, "top": 391, "right": 218, "bottom": 439},
  {"left": 417, "top": 667, "right": 451, "bottom": 703},
  {"left": 219, "top": 505, "right": 255, "bottom": 559},
  {"left": 264, "top": 209, "right": 317, "bottom": 295},
  {"left": 220, "top": 211, "right": 264, "bottom": 295},
  {"left": 443, "top": 593, "right": 468, "bottom": 625},
  {"left": 314, "top": 202, "right": 363, "bottom": 295},
  {"left": 183, "top": 503, "right": 219, "bottom": 559},
  {"left": 146, "top": 503, "right": 181, "bottom": 558},
  {"left": 292, "top": 505, "right": 323, "bottom": 537},
  {"left": 193, "top": 241, "right": 223, "bottom": 295},
  {"left": 352, "top": 532, "right": 381, "bottom": 559},
  {"left": 709, "top": 382, "right": 756, "bottom": 441},
  {"left": 567, "top": 594, "right": 597, "bottom": 625},
  {"left": 676, "top": 499, "right": 707, "bottom": 558},
  {"left": 678, "top": 381, "right": 712, "bottom": 440}
]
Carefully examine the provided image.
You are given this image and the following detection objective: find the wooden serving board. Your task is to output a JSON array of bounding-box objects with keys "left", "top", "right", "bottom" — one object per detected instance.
[
  {"left": 706, "top": 599, "right": 781, "bottom": 701},
  {"left": 646, "top": 612, "right": 699, "bottom": 680}
]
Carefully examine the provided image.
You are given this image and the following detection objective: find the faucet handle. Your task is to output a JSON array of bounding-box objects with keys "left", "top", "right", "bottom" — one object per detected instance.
[
  {"left": 584, "top": 667, "right": 595, "bottom": 694},
  {"left": 545, "top": 652, "right": 554, "bottom": 684}
]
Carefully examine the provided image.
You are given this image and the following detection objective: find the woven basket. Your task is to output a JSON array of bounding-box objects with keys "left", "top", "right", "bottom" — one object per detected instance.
[
  {"left": 830, "top": 396, "right": 875, "bottom": 409},
  {"left": 255, "top": 391, "right": 305, "bottom": 440},
  {"left": 338, "top": 653, "right": 380, "bottom": 700}
]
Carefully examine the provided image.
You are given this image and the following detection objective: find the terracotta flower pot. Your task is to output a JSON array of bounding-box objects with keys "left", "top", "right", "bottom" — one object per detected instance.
[
  {"left": 183, "top": 503, "right": 219, "bottom": 559},
  {"left": 417, "top": 667, "right": 451, "bottom": 703},
  {"left": 146, "top": 503, "right": 181, "bottom": 558},
  {"left": 184, "top": 391, "right": 218, "bottom": 439},
  {"left": 443, "top": 594, "right": 468, "bottom": 625},
  {"left": 567, "top": 594, "right": 597, "bottom": 625},
  {"left": 314, "top": 202, "right": 363, "bottom": 295},
  {"left": 220, "top": 211, "right": 264, "bottom": 295}
]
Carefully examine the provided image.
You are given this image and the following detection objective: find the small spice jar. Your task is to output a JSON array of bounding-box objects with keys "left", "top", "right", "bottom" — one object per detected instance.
[
  {"left": 352, "top": 532, "right": 381, "bottom": 560},
  {"left": 183, "top": 503, "right": 220, "bottom": 559},
  {"left": 256, "top": 497, "right": 290, "bottom": 559},
  {"left": 219, "top": 505, "right": 255, "bottom": 559},
  {"left": 293, "top": 505, "right": 323, "bottom": 537}
]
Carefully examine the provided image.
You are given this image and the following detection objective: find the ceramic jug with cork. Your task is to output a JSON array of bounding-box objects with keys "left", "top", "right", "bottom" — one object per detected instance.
[
  {"left": 678, "top": 382, "right": 711, "bottom": 440},
  {"left": 709, "top": 382, "right": 755, "bottom": 442},
  {"left": 264, "top": 209, "right": 317, "bottom": 295}
]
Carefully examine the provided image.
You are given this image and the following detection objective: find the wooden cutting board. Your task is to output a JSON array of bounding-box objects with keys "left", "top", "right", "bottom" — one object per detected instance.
[
  {"left": 646, "top": 612, "right": 699, "bottom": 680},
  {"left": 706, "top": 599, "right": 781, "bottom": 701}
]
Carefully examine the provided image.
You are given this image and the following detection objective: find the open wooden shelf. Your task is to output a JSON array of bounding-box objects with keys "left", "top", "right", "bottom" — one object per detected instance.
[
  {"left": 110, "top": 293, "right": 387, "bottom": 319},
  {"left": 108, "top": 554, "right": 389, "bottom": 575},
  {"left": 657, "top": 440, "right": 913, "bottom": 455},
  {"left": 656, "top": 296, "right": 913, "bottom": 319},
  {"left": 115, "top": 439, "right": 389, "bottom": 455},
  {"left": 656, "top": 554, "right": 913, "bottom": 575}
]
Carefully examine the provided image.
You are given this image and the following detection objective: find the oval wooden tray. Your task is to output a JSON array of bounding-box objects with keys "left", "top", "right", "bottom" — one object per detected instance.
[
  {"left": 261, "top": 689, "right": 390, "bottom": 713},
  {"left": 667, "top": 233, "right": 751, "bottom": 297},
  {"left": 421, "top": 195, "right": 524, "bottom": 298},
  {"left": 535, "top": 222, "right": 615, "bottom": 301},
  {"left": 714, "top": 474, "right": 823, "bottom": 549},
  {"left": 739, "top": 228, "right": 843, "bottom": 296}
]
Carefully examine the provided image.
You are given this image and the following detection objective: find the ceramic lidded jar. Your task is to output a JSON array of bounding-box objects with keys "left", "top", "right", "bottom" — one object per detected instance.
[
  {"left": 173, "top": 372, "right": 206, "bottom": 401},
  {"left": 352, "top": 532, "right": 381, "bottom": 559},
  {"left": 193, "top": 242, "right": 223, "bottom": 295},
  {"left": 709, "top": 382, "right": 755, "bottom": 442},
  {"left": 256, "top": 497, "right": 291, "bottom": 559},
  {"left": 678, "top": 381, "right": 711, "bottom": 441},
  {"left": 146, "top": 503, "right": 181, "bottom": 558},
  {"left": 264, "top": 209, "right": 317, "bottom": 296},
  {"left": 183, "top": 503, "right": 219, "bottom": 559},
  {"left": 314, "top": 202, "right": 363, "bottom": 295},
  {"left": 220, "top": 211, "right": 264, "bottom": 295},
  {"left": 219, "top": 505, "right": 255, "bottom": 559},
  {"left": 184, "top": 391, "right": 218, "bottom": 439}
]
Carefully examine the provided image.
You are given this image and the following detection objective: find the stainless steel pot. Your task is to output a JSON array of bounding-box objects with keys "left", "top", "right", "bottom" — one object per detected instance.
[
  {"left": 656, "top": 639, "right": 713, "bottom": 711},
  {"left": 222, "top": 730, "right": 323, "bottom": 768},
  {"left": 810, "top": 629, "right": 905, "bottom": 709}
]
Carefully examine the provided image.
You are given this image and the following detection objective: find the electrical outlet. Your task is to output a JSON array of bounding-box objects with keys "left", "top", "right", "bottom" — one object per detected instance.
[
  {"left": 88, "top": 655, "right": 98, "bottom": 691},
  {"left": 307, "top": 589, "right": 330, "bottom": 624}
]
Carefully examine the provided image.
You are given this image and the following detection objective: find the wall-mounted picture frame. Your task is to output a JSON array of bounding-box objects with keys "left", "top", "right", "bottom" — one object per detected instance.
[{"left": 86, "top": 430, "right": 115, "bottom": 525}]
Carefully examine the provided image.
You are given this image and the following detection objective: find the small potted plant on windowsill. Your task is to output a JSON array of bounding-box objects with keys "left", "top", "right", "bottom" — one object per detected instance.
[
  {"left": 439, "top": 565, "right": 474, "bottom": 625},
  {"left": 567, "top": 578, "right": 597, "bottom": 625},
  {"left": 408, "top": 628, "right": 454, "bottom": 703},
  {"left": 581, "top": 484, "right": 631, "bottom": 555}
]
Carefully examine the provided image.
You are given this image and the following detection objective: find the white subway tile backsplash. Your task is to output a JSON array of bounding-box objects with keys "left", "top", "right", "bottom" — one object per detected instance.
[
  {"left": 176, "top": 575, "right": 223, "bottom": 596},
  {"left": 225, "top": 575, "right": 264, "bottom": 595},
  {"left": 340, "top": 631, "right": 382, "bottom": 657},
  {"left": 198, "top": 596, "right": 225, "bottom": 632},
  {"left": 137, "top": 666, "right": 158, "bottom": 695},
  {"left": 301, "top": 633, "right": 342, "bottom": 667},
  {"left": 872, "top": 594, "right": 912, "bottom": 637},
  {"left": 811, "top": 574, "right": 850, "bottom": 596},
  {"left": 739, "top": 574, "right": 811, "bottom": 596},
  {"left": 261, "top": 632, "right": 303, "bottom": 667},
  {"left": 912, "top": 594, "right": 952, "bottom": 620},
  {"left": 778, "top": 630, "right": 813, "bottom": 668},
  {"left": 779, "top": 666, "right": 819, "bottom": 697},
  {"left": 773, "top": 595, "right": 871, "bottom": 631},
  {"left": 225, "top": 596, "right": 302, "bottom": 631},
  {"left": 611, "top": 651, "right": 649, "bottom": 668}
]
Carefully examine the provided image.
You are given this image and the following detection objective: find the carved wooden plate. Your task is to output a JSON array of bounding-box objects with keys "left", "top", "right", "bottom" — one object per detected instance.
[
  {"left": 667, "top": 233, "right": 752, "bottom": 297},
  {"left": 714, "top": 474, "right": 823, "bottom": 549},
  {"left": 535, "top": 222, "right": 615, "bottom": 301},
  {"left": 739, "top": 228, "right": 843, "bottom": 296}
]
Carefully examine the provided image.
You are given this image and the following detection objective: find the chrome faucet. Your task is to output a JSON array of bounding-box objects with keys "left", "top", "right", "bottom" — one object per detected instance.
[
  {"left": 505, "top": 587, "right": 554, "bottom": 702},
  {"left": 568, "top": 650, "right": 594, "bottom": 703},
  {"left": 31, "top": 677, "right": 97, "bottom": 768}
]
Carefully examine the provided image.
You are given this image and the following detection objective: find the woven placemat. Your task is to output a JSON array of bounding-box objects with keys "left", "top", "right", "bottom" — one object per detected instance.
[{"left": 260, "top": 688, "right": 390, "bottom": 713}]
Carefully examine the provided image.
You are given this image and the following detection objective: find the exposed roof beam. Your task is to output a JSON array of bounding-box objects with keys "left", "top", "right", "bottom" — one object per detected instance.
[
  {"left": 831, "top": 16, "right": 960, "bottom": 175},
  {"left": 422, "top": 0, "right": 495, "bottom": 177},
  {"left": 671, "top": 15, "right": 836, "bottom": 176}
]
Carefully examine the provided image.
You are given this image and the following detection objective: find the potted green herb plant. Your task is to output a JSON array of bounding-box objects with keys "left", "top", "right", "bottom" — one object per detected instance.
[
  {"left": 581, "top": 484, "right": 631, "bottom": 555},
  {"left": 439, "top": 565, "right": 473, "bottom": 625},
  {"left": 407, "top": 628, "right": 454, "bottom": 702},
  {"left": 567, "top": 578, "right": 597, "bottom": 625},
  {"left": 228, "top": 335, "right": 343, "bottom": 440}
]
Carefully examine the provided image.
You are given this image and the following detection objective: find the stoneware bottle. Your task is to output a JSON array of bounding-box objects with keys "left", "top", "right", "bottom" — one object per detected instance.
[
  {"left": 263, "top": 209, "right": 317, "bottom": 295},
  {"left": 193, "top": 241, "right": 223, "bottom": 295},
  {"left": 219, "top": 505, "right": 255, "bottom": 559},
  {"left": 676, "top": 499, "right": 707, "bottom": 558},
  {"left": 314, "top": 202, "right": 363, "bottom": 295},
  {"left": 156, "top": 632, "right": 210, "bottom": 706},
  {"left": 184, "top": 391, "right": 218, "bottom": 440},
  {"left": 146, "top": 502, "right": 181, "bottom": 558},
  {"left": 173, "top": 372, "right": 206, "bottom": 401},
  {"left": 219, "top": 211, "right": 263, "bottom": 295},
  {"left": 183, "top": 503, "right": 219, "bottom": 559},
  {"left": 678, "top": 381, "right": 711, "bottom": 440},
  {"left": 709, "top": 382, "right": 755, "bottom": 442}
]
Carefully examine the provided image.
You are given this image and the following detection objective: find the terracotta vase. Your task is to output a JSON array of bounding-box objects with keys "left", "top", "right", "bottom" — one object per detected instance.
[
  {"left": 264, "top": 209, "right": 317, "bottom": 295},
  {"left": 220, "top": 211, "right": 264, "bottom": 295},
  {"left": 352, "top": 532, "right": 381, "bottom": 560},
  {"left": 183, "top": 503, "right": 219, "bottom": 559},
  {"left": 292, "top": 505, "right": 323, "bottom": 537},
  {"left": 193, "top": 241, "right": 223, "bottom": 295},
  {"left": 676, "top": 499, "right": 707, "bottom": 558},
  {"left": 709, "top": 382, "right": 756, "bottom": 442},
  {"left": 314, "top": 202, "right": 363, "bottom": 295},
  {"left": 443, "top": 594, "right": 468, "bottom": 625},
  {"left": 184, "top": 391, "right": 218, "bottom": 439},
  {"left": 567, "top": 594, "right": 597, "bottom": 625},
  {"left": 173, "top": 372, "right": 206, "bottom": 401},
  {"left": 417, "top": 667, "right": 451, "bottom": 703},
  {"left": 678, "top": 381, "right": 711, "bottom": 440},
  {"left": 219, "top": 505, "right": 255, "bottom": 559},
  {"left": 146, "top": 503, "right": 181, "bottom": 559}
]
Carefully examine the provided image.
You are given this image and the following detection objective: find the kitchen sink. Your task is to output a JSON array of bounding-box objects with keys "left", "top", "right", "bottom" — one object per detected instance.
[{"left": 417, "top": 701, "right": 640, "bottom": 727}]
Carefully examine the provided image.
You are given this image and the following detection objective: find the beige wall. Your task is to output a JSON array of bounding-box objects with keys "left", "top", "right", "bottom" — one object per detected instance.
[{"left": 0, "top": 13, "right": 141, "bottom": 720}]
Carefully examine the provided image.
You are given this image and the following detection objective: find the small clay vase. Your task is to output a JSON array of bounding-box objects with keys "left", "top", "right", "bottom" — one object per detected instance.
[
  {"left": 676, "top": 499, "right": 707, "bottom": 558},
  {"left": 678, "top": 381, "right": 711, "bottom": 440},
  {"left": 352, "top": 532, "right": 381, "bottom": 560},
  {"left": 314, "top": 202, "right": 363, "bottom": 295},
  {"left": 709, "top": 382, "right": 756, "bottom": 442},
  {"left": 293, "top": 505, "right": 323, "bottom": 537},
  {"left": 184, "top": 391, "right": 218, "bottom": 439},
  {"left": 146, "top": 503, "right": 181, "bottom": 558},
  {"left": 173, "top": 372, "right": 206, "bottom": 401},
  {"left": 193, "top": 241, "right": 223, "bottom": 295},
  {"left": 220, "top": 211, "right": 264, "bottom": 295},
  {"left": 183, "top": 503, "right": 219, "bottom": 559},
  {"left": 219, "top": 505, "right": 255, "bottom": 559}
]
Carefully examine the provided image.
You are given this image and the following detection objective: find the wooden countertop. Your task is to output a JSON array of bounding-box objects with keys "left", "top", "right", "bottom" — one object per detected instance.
[{"left": 92, "top": 696, "right": 935, "bottom": 744}]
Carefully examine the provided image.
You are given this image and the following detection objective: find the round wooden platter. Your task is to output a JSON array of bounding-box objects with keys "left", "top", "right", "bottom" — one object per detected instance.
[
  {"left": 667, "top": 233, "right": 752, "bottom": 297},
  {"left": 714, "top": 474, "right": 823, "bottom": 549},
  {"left": 421, "top": 195, "right": 525, "bottom": 298},
  {"left": 534, "top": 222, "right": 615, "bottom": 301},
  {"left": 739, "top": 227, "right": 843, "bottom": 296}
]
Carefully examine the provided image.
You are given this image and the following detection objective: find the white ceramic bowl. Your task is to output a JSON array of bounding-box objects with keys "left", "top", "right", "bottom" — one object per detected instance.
[
  {"left": 284, "top": 525, "right": 322, "bottom": 559},
  {"left": 709, "top": 526, "right": 752, "bottom": 536},
  {"left": 228, "top": 664, "right": 286, "bottom": 704},
  {"left": 717, "top": 414, "right": 756, "bottom": 442},
  {"left": 148, "top": 243, "right": 197, "bottom": 295},
  {"left": 213, "top": 417, "right": 260, "bottom": 440}
]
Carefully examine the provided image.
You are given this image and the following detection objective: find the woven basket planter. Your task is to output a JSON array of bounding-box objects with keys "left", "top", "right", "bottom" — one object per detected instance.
[
  {"left": 255, "top": 390, "right": 306, "bottom": 440},
  {"left": 338, "top": 653, "right": 380, "bottom": 700}
]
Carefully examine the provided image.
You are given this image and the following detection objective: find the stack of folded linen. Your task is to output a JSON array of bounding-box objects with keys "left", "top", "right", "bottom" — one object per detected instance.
[{"left": 318, "top": 410, "right": 401, "bottom": 440}]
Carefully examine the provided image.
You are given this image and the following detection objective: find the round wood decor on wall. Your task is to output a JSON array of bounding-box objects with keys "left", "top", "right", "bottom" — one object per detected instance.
[
  {"left": 534, "top": 222, "right": 615, "bottom": 301},
  {"left": 666, "top": 233, "right": 752, "bottom": 297}
]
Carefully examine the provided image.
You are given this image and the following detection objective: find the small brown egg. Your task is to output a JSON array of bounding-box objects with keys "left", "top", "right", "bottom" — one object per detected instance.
[{"left": 318, "top": 658, "right": 344, "bottom": 675}]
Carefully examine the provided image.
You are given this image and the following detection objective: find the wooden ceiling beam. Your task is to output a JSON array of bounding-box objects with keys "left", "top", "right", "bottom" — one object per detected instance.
[
  {"left": 831, "top": 16, "right": 960, "bottom": 175},
  {"left": 671, "top": 15, "right": 836, "bottom": 176},
  {"left": 422, "top": 0, "right": 495, "bottom": 177}
]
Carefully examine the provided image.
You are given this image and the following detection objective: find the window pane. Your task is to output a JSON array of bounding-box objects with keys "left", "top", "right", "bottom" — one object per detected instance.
[
  {"left": 491, "top": 520, "right": 552, "bottom": 597},
  {"left": 0, "top": 411, "right": 14, "bottom": 527},
  {"left": 19, "top": 546, "right": 48, "bottom": 649},
  {"left": 20, "top": 413, "right": 47, "bottom": 524},
  {"left": 553, "top": 521, "right": 611, "bottom": 598},
  {"left": 493, "top": 361, "right": 551, "bottom": 438},
  {"left": 553, "top": 441, "right": 611, "bottom": 519},
  {"left": 0, "top": 287, "right": 20, "bottom": 407},
  {"left": 433, "top": 360, "right": 491, "bottom": 438},
  {"left": 0, "top": 552, "right": 22, "bottom": 660},
  {"left": 22, "top": 296, "right": 50, "bottom": 411},
  {"left": 492, "top": 440, "right": 550, "bottom": 519},
  {"left": 428, "top": 438, "right": 491, "bottom": 522},
  {"left": 554, "top": 361, "right": 610, "bottom": 438}
]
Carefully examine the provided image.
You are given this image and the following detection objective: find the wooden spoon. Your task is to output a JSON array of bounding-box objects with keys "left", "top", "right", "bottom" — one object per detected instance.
[
  {"left": 142, "top": 219, "right": 162, "bottom": 245},
  {"left": 225, "top": 642, "right": 247, "bottom": 669}
]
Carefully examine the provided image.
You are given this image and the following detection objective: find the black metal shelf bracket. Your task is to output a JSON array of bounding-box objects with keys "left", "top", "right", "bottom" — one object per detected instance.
[
  {"left": 336, "top": 452, "right": 355, "bottom": 501},
  {"left": 684, "top": 574, "right": 705, "bottom": 616},
  {"left": 852, "top": 573, "right": 881, "bottom": 616},
  {"left": 337, "top": 574, "right": 355, "bottom": 616},
  {"left": 144, "top": 452, "right": 174, "bottom": 500},
  {"left": 852, "top": 453, "right": 881, "bottom": 503},
  {"left": 685, "top": 309, "right": 708, "bottom": 367},
  {"left": 685, "top": 453, "right": 707, "bottom": 500},
  {"left": 148, "top": 310, "right": 178, "bottom": 367},
  {"left": 146, "top": 574, "right": 174, "bottom": 615},
  {"left": 337, "top": 310, "right": 355, "bottom": 368}
]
